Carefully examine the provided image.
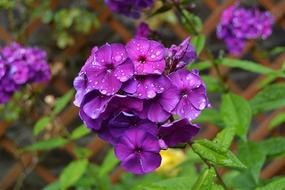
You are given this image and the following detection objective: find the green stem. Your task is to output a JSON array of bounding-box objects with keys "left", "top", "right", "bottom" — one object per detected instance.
[
  {"left": 189, "top": 143, "right": 228, "bottom": 190},
  {"left": 171, "top": 0, "right": 199, "bottom": 35}
]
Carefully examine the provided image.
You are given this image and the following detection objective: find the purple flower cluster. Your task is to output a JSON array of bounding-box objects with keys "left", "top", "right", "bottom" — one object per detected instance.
[
  {"left": 74, "top": 36, "right": 209, "bottom": 174},
  {"left": 0, "top": 43, "right": 51, "bottom": 104},
  {"left": 217, "top": 4, "right": 274, "bottom": 55},
  {"left": 105, "top": 0, "right": 154, "bottom": 18}
]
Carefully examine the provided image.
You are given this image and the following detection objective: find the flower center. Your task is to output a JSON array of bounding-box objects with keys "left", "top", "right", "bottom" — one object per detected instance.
[
  {"left": 180, "top": 89, "right": 188, "bottom": 97},
  {"left": 134, "top": 147, "right": 143, "bottom": 153},
  {"left": 106, "top": 64, "right": 114, "bottom": 73},
  {"left": 138, "top": 56, "right": 147, "bottom": 64}
]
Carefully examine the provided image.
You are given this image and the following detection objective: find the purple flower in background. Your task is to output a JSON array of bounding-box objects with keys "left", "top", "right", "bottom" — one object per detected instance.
[
  {"left": 159, "top": 119, "right": 199, "bottom": 147},
  {"left": 123, "top": 74, "right": 170, "bottom": 99},
  {"left": 98, "top": 112, "right": 158, "bottom": 144},
  {"left": 115, "top": 128, "right": 161, "bottom": 174},
  {"left": 170, "top": 69, "right": 208, "bottom": 120},
  {"left": 135, "top": 23, "right": 151, "bottom": 38},
  {"left": 0, "top": 42, "right": 51, "bottom": 104},
  {"left": 9, "top": 62, "right": 29, "bottom": 84},
  {"left": 168, "top": 37, "right": 196, "bottom": 70},
  {"left": 126, "top": 38, "right": 165, "bottom": 75},
  {"left": 217, "top": 4, "right": 274, "bottom": 55},
  {"left": 105, "top": 0, "right": 154, "bottom": 18},
  {"left": 86, "top": 43, "right": 134, "bottom": 95}
]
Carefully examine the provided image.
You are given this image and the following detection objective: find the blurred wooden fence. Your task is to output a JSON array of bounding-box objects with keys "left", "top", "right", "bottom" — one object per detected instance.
[{"left": 0, "top": 0, "right": 285, "bottom": 189}]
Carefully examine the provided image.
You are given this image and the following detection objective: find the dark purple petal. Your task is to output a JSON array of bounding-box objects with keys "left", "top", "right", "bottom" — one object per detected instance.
[{"left": 159, "top": 119, "right": 200, "bottom": 147}]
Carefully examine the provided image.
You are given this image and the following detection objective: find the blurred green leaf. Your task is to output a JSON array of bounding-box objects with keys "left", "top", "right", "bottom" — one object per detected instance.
[
  {"left": 219, "top": 58, "right": 276, "bottom": 74},
  {"left": 237, "top": 141, "right": 266, "bottom": 183},
  {"left": 201, "top": 75, "right": 223, "bottom": 93},
  {"left": 269, "top": 112, "right": 285, "bottom": 130},
  {"left": 221, "top": 93, "right": 252, "bottom": 140},
  {"left": 270, "top": 46, "right": 285, "bottom": 56},
  {"left": 250, "top": 83, "right": 285, "bottom": 115},
  {"left": 192, "top": 167, "right": 216, "bottom": 190},
  {"left": 73, "top": 146, "right": 92, "bottom": 159},
  {"left": 211, "top": 184, "right": 224, "bottom": 190},
  {"left": 258, "top": 73, "right": 280, "bottom": 88},
  {"left": 99, "top": 149, "right": 120, "bottom": 177},
  {"left": 255, "top": 178, "right": 285, "bottom": 190},
  {"left": 70, "top": 124, "right": 90, "bottom": 140},
  {"left": 192, "top": 139, "right": 246, "bottom": 169},
  {"left": 33, "top": 116, "right": 50, "bottom": 135},
  {"left": 193, "top": 109, "right": 223, "bottom": 127},
  {"left": 191, "top": 35, "right": 206, "bottom": 55},
  {"left": 43, "top": 181, "right": 60, "bottom": 190},
  {"left": 149, "top": 5, "right": 172, "bottom": 17},
  {"left": 53, "top": 90, "right": 74, "bottom": 114},
  {"left": 143, "top": 177, "right": 194, "bottom": 190},
  {"left": 223, "top": 171, "right": 256, "bottom": 190},
  {"left": 213, "top": 126, "right": 235, "bottom": 149},
  {"left": 57, "top": 32, "right": 74, "bottom": 49},
  {"left": 23, "top": 137, "right": 68, "bottom": 151},
  {"left": 182, "top": 11, "right": 202, "bottom": 34},
  {"left": 188, "top": 61, "right": 211, "bottom": 71},
  {"left": 260, "top": 137, "right": 285, "bottom": 156},
  {"left": 59, "top": 159, "right": 88, "bottom": 190},
  {"left": 42, "top": 10, "right": 53, "bottom": 23}
]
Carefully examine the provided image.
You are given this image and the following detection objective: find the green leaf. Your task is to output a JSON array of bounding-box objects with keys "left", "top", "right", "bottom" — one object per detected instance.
[
  {"left": 213, "top": 127, "right": 235, "bottom": 149},
  {"left": 255, "top": 178, "right": 285, "bottom": 190},
  {"left": 33, "top": 116, "right": 50, "bottom": 135},
  {"left": 149, "top": 5, "right": 172, "bottom": 17},
  {"left": 270, "top": 46, "right": 285, "bottom": 56},
  {"left": 193, "top": 109, "right": 223, "bottom": 128},
  {"left": 250, "top": 83, "right": 285, "bottom": 115},
  {"left": 69, "top": 124, "right": 90, "bottom": 140},
  {"left": 59, "top": 159, "right": 88, "bottom": 190},
  {"left": 201, "top": 75, "right": 223, "bottom": 93},
  {"left": 221, "top": 93, "right": 252, "bottom": 139},
  {"left": 99, "top": 149, "right": 119, "bottom": 177},
  {"left": 23, "top": 137, "right": 68, "bottom": 151},
  {"left": 237, "top": 141, "right": 266, "bottom": 183},
  {"left": 43, "top": 181, "right": 60, "bottom": 190},
  {"left": 260, "top": 137, "right": 285, "bottom": 156},
  {"left": 223, "top": 171, "right": 256, "bottom": 190},
  {"left": 192, "top": 139, "right": 246, "bottom": 169},
  {"left": 42, "top": 10, "right": 53, "bottom": 23},
  {"left": 211, "top": 184, "right": 224, "bottom": 190},
  {"left": 73, "top": 146, "right": 92, "bottom": 159},
  {"left": 219, "top": 58, "right": 276, "bottom": 74},
  {"left": 188, "top": 61, "right": 211, "bottom": 71},
  {"left": 53, "top": 90, "right": 74, "bottom": 114},
  {"left": 143, "top": 177, "right": 194, "bottom": 190},
  {"left": 269, "top": 112, "right": 285, "bottom": 130},
  {"left": 192, "top": 167, "right": 216, "bottom": 190},
  {"left": 191, "top": 35, "right": 206, "bottom": 55}
]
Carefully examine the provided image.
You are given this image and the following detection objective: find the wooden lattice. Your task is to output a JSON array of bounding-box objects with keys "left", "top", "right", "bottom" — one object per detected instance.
[{"left": 0, "top": 0, "right": 285, "bottom": 189}]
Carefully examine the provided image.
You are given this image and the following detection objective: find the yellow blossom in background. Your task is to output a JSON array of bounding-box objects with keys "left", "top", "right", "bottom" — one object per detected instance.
[{"left": 156, "top": 149, "right": 186, "bottom": 176}]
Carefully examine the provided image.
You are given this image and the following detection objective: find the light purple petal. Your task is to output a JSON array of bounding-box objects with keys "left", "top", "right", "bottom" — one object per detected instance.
[{"left": 114, "top": 58, "right": 134, "bottom": 82}]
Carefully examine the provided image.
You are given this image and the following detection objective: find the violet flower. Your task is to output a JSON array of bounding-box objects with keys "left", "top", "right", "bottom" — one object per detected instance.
[
  {"left": 217, "top": 4, "right": 274, "bottom": 55},
  {"left": 115, "top": 128, "right": 161, "bottom": 174},
  {"left": 159, "top": 119, "right": 200, "bottom": 147},
  {"left": 126, "top": 38, "right": 165, "bottom": 75},
  {"left": 105, "top": 0, "right": 154, "bottom": 18},
  {"left": 169, "top": 69, "right": 208, "bottom": 120},
  {"left": 85, "top": 43, "right": 134, "bottom": 96},
  {"left": 0, "top": 43, "right": 51, "bottom": 104}
]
